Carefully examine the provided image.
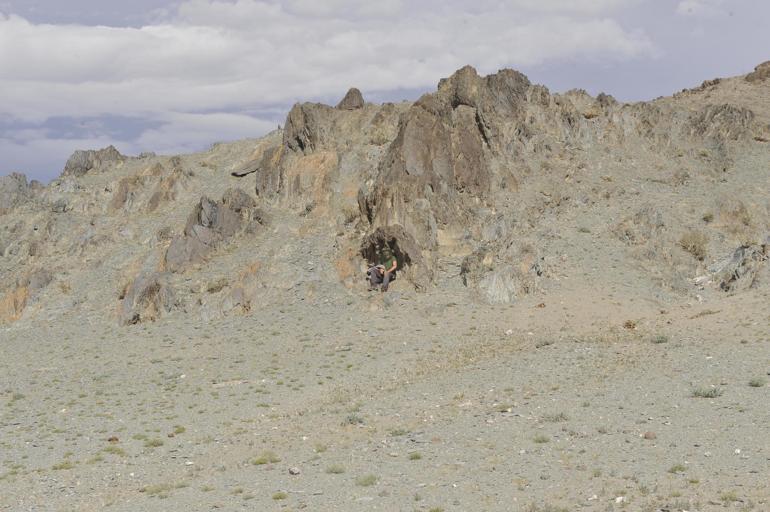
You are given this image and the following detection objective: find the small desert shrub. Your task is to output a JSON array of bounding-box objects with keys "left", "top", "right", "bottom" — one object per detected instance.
[
  {"left": 720, "top": 490, "right": 738, "bottom": 503},
  {"left": 272, "top": 491, "right": 288, "bottom": 500},
  {"left": 719, "top": 200, "right": 752, "bottom": 232},
  {"left": 144, "top": 439, "right": 164, "bottom": 448},
  {"left": 344, "top": 414, "right": 364, "bottom": 425},
  {"left": 141, "top": 483, "right": 172, "bottom": 495},
  {"left": 356, "top": 474, "right": 378, "bottom": 487},
  {"left": 252, "top": 451, "right": 280, "bottom": 465},
  {"left": 692, "top": 387, "right": 722, "bottom": 398},
  {"left": 326, "top": 464, "right": 345, "bottom": 474},
  {"left": 668, "top": 463, "right": 686, "bottom": 474},
  {"left": 52, "top": 461, "right": 75, "bottom": 470},
  {"left": 408, "top": 452, "right": 422, "bottom": 460},
  {"left": 533, "top": 434, "right": 550, "bottom": 444},
  {"left": 748, "top": 377, "right": 766, "bottom": 387},
  {"left": 652, "top": 334, "right": 669, "bottom": 344},
  {"left": 702, "top": 212, "right": 714, "bottom": 223},
  {"left": 542, "top": 412, "right": 568, "bottom": 423},
  {"left": 679, "top": 230, "right": 708, "bottom": 261},
  {"left": 102, "top": 445, "right": 126, "bottom": 456}
]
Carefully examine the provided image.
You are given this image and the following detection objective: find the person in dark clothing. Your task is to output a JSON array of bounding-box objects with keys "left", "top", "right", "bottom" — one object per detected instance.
[{"left": 366, "top": 246, "right": 398, "bottom": 291}]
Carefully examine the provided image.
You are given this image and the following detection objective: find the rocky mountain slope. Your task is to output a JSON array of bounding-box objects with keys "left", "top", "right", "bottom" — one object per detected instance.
[
  {"left": 2, "top": 62, "right": 768, "bottom": 327},
  {"left": 1, "top": 62, "right": 769, "bottom": 512}
]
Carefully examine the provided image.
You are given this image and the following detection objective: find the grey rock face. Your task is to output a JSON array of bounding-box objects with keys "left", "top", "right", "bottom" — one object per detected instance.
[
  {"left": 336, "top": 88, "right": 365, "bottom": 110},
  {"left": 0, "top": 173, "right": 31, "bottom": 213},
  {"left": 62, "top": 145, "right": 125, "bottom": 177},
  {"left": 709, "top": 244, "right": 768, "bottom": 292},
  {"left": 119, "top": 272, "right": 175, "bottom": 325},
  {"left": 164, "top": 189, "right": 259, "bottom": 272}
]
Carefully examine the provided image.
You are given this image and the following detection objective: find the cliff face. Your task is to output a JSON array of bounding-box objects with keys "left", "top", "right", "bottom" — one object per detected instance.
[{"left": 1, "top": 64, "right": 769, "bottom": 325}]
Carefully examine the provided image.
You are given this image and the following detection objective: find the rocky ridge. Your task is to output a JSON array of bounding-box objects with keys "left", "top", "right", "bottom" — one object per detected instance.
[{"left": 1, "top": 63, "right": 769, "bottom": 325}]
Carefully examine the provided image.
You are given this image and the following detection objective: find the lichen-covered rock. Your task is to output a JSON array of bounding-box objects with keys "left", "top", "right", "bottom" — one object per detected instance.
[
  {"left": 119, "top": 271, "right": 175, "bottom": 325},
  {"left": 62, "top": 145, "right": 125, "bottom": 177}
]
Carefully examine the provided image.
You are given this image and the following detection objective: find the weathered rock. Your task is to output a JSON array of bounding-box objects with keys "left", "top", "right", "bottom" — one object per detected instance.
[
  {"left": 164, "top": 189, "right": 259, "bottom": 272},
  {"left": 460, "top": 244, "right": 544, "bottom": 304},
  {"left": 745, "top": 61, "right": 770, "bottom": 83},
  {"left": 336, "top": 87, "right": 365, "bottom": 110},
  {"left": 688, "top": 104, "right": 754, "bottom": 141},
  {"left": 62, "top": 145, "right": 125, "bottom": 177},
  {"left": 0, "top": 269, "right": 52, "bottom": 324},
  {"left": 119, "top": 271, "right": 175, "bottom": 325},
  {"left": 283, "top": 103, "right": 336, "bottom": 153},
  {"left": 360, "top": 225, "right": 430, "bottom": 289},
  {"left": 709, "top": 243, "right": 768, "bottom": 292},
  {"left": 359, "top": 66, "right": 533, "bottom": 280},
  {"left": 0, "top": 173, "right": 32, "bottom": 214}
]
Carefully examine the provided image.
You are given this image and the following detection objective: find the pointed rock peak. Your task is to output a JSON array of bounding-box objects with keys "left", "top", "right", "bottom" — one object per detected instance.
[{"left": 336, "top": 87, "right": 365, "bottom": 110}]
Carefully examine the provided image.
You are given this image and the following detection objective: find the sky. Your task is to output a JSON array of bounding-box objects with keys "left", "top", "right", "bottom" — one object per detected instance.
[{"left": 1, "top": 0, "right": 768, "bottom": 182}]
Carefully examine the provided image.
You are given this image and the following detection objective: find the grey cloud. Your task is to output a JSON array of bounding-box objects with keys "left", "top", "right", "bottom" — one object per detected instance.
[{"left": 1, "top": 0, "right": 768, "bottom": 182}]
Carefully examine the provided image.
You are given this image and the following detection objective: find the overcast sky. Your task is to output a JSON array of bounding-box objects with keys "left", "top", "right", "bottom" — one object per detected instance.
[{"left": 1, "top": 0, "right": 768, "bottom": 182}]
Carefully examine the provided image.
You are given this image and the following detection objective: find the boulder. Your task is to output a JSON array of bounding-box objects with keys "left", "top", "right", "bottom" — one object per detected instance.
[
  {"left": 336, "top": 87, "right": 365, "bottom": 110},
  {"left": 119, "top": 272, "right": 175, "bottom": 325},
  {"left": 62, "top": 145, "right": 125, "bottom": 177},
  {"left": 709, "top": 243, "right": 768, "bottom": 292},
  {"left": 460, "top": 244, "right": 545, "bottom": 304},
  {"left": 164, "top": 189, "right": 260, "bottom": 272}
]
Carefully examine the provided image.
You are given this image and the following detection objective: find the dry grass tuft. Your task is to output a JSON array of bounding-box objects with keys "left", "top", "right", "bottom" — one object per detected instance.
[{"left": 679, "top": 230, "right": 708, "bottom": 261}]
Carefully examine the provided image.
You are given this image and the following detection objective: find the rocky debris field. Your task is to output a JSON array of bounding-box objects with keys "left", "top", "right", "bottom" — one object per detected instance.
[{"left": 1, "top": 62, "right": 769, "bottom": 511}]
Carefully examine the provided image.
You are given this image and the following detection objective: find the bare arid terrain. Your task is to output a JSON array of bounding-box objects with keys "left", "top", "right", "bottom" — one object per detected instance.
[{"left": 1, "top": 62, "right": 769, "bottom": 512}]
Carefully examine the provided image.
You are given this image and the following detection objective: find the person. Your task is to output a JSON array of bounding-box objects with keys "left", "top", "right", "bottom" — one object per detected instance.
[{"left": 366, "top": 246, "right": 397, "bottom": 292}]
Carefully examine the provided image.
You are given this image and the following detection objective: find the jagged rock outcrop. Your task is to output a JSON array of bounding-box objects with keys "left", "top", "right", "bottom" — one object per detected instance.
[
  {"left": 3, "top": 61, "right": 770, "bottom": 322},
  {"left": 709, "top": 243, "right": 768, "bottom": 292},
  {"left": 164, "top": 188, "right": 261, "bottom": 272},
  {"left": 461, "top": 243, "right": 545, "bottom": 304},
  {"left": 336, "top": 87, "right": 365, "bottom": 110},
  {"left": 0, "top": 269, "right": 51, "bottom": 324},
  {"left": 63, "top": 145, "right": 125, "bottom": 177},
  {"left": 359, "top": 66, "right": 532, "bottom": 276},
  {"left": 118, "top": 271, "right": 175, "bottom": 325},
  {"left": 0, "top": 173, "right": 36, "bottom": 214},
  {"left": 745, "top": 61, "right": 770, "bottom": 82}
]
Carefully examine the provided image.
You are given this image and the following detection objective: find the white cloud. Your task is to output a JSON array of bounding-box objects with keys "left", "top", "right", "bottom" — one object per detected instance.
[
  {"left": 0, "top": 0, "right": 655, "bottom": 180},
  {"left": 134, "top": 112, "right": 277, "bottom": 155}
]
